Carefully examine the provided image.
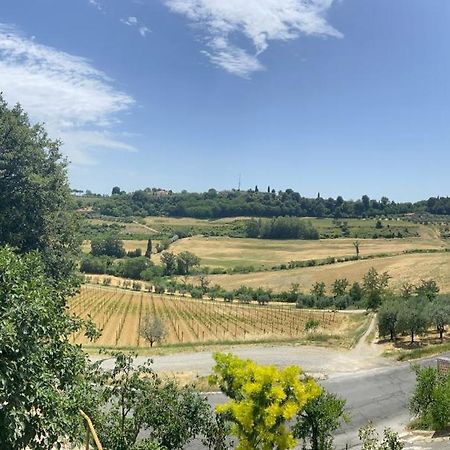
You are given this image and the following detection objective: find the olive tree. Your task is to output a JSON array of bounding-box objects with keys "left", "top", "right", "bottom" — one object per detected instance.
[
  {"left": 378, "top": 299, "right": 400, "bottom": 340},
  {"left": 397, "top": 297, "right": 429, "bottom": 343},
  {"left": 140, "top": 315, "right": 166, "bottom": 347}
]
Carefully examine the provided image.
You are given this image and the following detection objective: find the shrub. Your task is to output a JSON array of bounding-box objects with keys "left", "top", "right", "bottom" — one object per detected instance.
[
  {"left": 305, "top": 319, "right": 320, "bottom": 332},
  {"left": 190, "top": 288, "right": 203, "bottom": 299}
]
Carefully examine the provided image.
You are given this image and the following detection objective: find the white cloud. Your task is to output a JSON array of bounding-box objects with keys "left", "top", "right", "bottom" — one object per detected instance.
[
  {"left": 121, "top": 16, "right": 151, "bottom": 37},
  {"left": 88, "top": 0, "right": 103, "bottom": 11},
  {"left": 164, "top": 0, "right": 342, "bottom": 77},
  {"left": 0, "top": 24, "right": 135, "bottom": 165}
]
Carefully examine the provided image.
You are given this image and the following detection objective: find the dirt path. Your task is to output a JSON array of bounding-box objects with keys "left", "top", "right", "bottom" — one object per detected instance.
[
  {"left": 133, "top": 220, "right": 159, "bottom": 234},
  {"left": 351, "top": 313, "right": 380, "bottom": 357}
]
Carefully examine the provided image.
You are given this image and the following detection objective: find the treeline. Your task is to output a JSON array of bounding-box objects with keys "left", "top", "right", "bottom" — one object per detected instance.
[
  {"left": 245, "top": 217, "right": 319, "bottom": 239},
  {"left": 378, "top": 279, "right": 448, "bottom": 343},
  {"left": 77, "top": 187, "right": 450, "bottom": 219}
]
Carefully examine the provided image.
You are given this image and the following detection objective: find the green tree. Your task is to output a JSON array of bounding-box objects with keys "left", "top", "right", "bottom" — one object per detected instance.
[
  {"left": 378, "top": 299, "right": 399, "bottom": 340},
  {"left": 397, "top": 297, "right": 429, "bottom": 343},
  {"left": 140, "top": 315, "right": 166, "bottom": 347},
  {"left": 332, "top": 278, "right": 349, "bottom": 298},
  {"left": 91, "top": 234, "right": 126, "bottom": 258},
  {"left": 349, "top": 282, "right": 363, "bottom": 304},
  {"left": 410, "top": 365, "right": 450, "bottom": 430},
  {"left": 117, "top": 257, "right": 149, "bottom": 280},
  {"left": 145, "top": 238, "right": 153, "bottom": 258},
  {"left": 245, "top": 219, "right": 260, "bottom": 238},
  {"left": 177, "top": 251, "right": 200, "bottom": 275},
  {"left": 0, "top": 247, "right": 97, "bottom": 450},
  {"left": 161, "top": 251, "right": 177, "bottom": 275},
  {"left": 363, "top": 268, "right": 391, "bottom": 310},
  {"left": 0, "top": 97, "right": 79, "bottom": 282},
  {"left": 293, "top": 391, "right": 348, "bottom": 450},
  {"left": 311, "top": 282, "right": 326, "bottom": 299},
  {"left": 427, "top": 300, "right": 450, "bottom": 340},
  {"left": 415, "top": 279, "right": 440, "bottom": 301},
  {"left": 95, "top": 352, "right": 220, "bottom": 450},
  {"left": 210, "top": 353, "right": 321, "bottom": 450},
  {"left": 399, "top": 282, "right": 415, "bottom": 300}
]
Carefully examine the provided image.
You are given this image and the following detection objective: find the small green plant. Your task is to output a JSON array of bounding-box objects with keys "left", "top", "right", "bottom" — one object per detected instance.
[
  {"left": 358, "top": 423, "right": 404, "bottom": 450},
  {"left": 305, "top": 319, "right": 320, "bottom": 332}
]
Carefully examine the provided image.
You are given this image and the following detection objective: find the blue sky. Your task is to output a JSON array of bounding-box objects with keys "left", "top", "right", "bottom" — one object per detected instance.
[{"left": 0, "top": 0, "right": 449, "bottom": 201}]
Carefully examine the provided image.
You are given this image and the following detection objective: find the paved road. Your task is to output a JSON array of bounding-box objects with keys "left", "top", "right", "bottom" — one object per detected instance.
[
  {"left": 94, "top": 321, "right": 450, "bottom": 450},
  {"left": 187, "top": 358, "right": 448, "bottom": 450}
]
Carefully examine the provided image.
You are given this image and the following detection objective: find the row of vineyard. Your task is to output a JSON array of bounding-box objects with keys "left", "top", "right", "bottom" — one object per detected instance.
[{"left": 69, "top": 285, "right": 342, "bottom": 347}]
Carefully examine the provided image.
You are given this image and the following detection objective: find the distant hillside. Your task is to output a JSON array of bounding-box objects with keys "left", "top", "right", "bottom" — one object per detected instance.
[{"left": 75, "top": 187, "right": 450, "bottom": 219}]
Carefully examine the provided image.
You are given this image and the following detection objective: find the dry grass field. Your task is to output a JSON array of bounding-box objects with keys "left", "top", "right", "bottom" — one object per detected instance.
[
  {"left": 169, "top": 235, "right": 446, "bottom": 268},
  {"left": 82, "top": 239, "right": 157, "bottom": 254},
  {"left": 142, "top": 216, "right": 250, "bottom": 228},
  {"left": 202, "top": 252, "right": 450, "bottom": 293},
  {"left": 69, "top": 285, "right": 363, "bottom": 348},
  {"left": 87, "top": 218, "right": 153, "bottom": 235}
]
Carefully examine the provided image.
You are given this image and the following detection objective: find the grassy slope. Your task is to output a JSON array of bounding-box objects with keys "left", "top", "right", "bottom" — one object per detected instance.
[{"left": 199, "top": 253, "right": 450, "bottom": 292}]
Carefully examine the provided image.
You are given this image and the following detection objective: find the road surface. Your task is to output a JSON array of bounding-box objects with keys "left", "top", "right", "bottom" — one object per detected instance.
[{"left": 94, "top": 318, "right": 450, "bottom": 449}]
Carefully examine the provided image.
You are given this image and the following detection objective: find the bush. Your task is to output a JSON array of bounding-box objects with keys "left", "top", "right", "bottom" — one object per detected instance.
[
  {"left": 305, "top": 319, "right": 320, "bottom": 332},
  {"left": 410, "top": 365, "right": 450, "bottom": 430},
  {"left": 127, "top": 248, "right": 143, "bottom": 258},
  {"left": 190, "top": 288, "right": 203, "bottom": 299},
  {"left": 80, "top": 255, "right": 110, "bottom": 275},
  {"left": 132, "top": 281, "right": 142, "bottom": 291},
  {"left": 224, "top": 292, "right": 234, "bottom": 303}
]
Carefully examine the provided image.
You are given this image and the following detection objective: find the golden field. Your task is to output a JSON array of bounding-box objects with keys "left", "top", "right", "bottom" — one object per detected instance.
[{"left": 70, "top": 285, "right": 364, "bottom": 348}]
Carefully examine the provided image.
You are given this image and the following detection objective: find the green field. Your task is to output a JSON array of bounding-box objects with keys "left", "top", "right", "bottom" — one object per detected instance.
[{"left": 81, "top": 215, "right": 426, "bottom": 242}]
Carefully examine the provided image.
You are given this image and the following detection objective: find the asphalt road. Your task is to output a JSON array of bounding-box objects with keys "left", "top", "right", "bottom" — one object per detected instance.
[
  {"left": 95, "top": 327, "right": 450, "bottom": 449},
  {"left": 186, "top": 357, "right": 449, "bottom": 450}
]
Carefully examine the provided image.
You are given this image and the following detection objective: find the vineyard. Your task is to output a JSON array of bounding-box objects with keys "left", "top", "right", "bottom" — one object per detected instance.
[{"left": 69, "top": 285, "right": 352, "bottom": 348}]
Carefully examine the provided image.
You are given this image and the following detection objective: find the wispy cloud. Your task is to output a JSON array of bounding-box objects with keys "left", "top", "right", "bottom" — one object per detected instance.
[
  {"left": 164, "top": 0, "right": 342, "bottom": 78},
  {"left": 0, "top": 24, "right": 135, "bottom": 165},
  {"left": 121, "top": 16, "right": 151, "bottom": 37},
  {"left": 88, "top": 0, "right": 103, "bottom": 12}
]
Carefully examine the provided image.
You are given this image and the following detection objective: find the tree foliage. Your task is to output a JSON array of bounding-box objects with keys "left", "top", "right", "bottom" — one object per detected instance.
[
  {"left": 245, "top": 217, "right": 319, "bottom": 240},
  {"left": 378, "top": 299, "right": 400, "bottom": 340},
  {"left": 293, "top": 391, "right": 348, "bottom": 450},
  {"left": 358, "top": 424, "right": 404, "bottom": 450},
  {"left": 210, "top": 353, "right": 320, "bottom": 450},
  {"left": 0, "top": 247, "right": 96, "bottom": 450},
  {"left": 83, "top": 186, "right": 450, "bottom": 219},
  {"left": 95, "top": 352, "right": 223, "bottom": 450},
  {"left": 396, "top": 297, "right": 429, "bottom": 343},
  {"left": 91, "top": 234, "right": 126, "bottom": 258},
  {"left": 363, "top": 268, "right": 391, "bottom": 310},
  {"left": 140, "top": 315, "right": 166, "bottom": 347},
  {"left": 410, "top": 365, "right": 450, "bottom": 431},
  {"left": 0, "top": 96, "right": 79, "bottom": 282}
]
